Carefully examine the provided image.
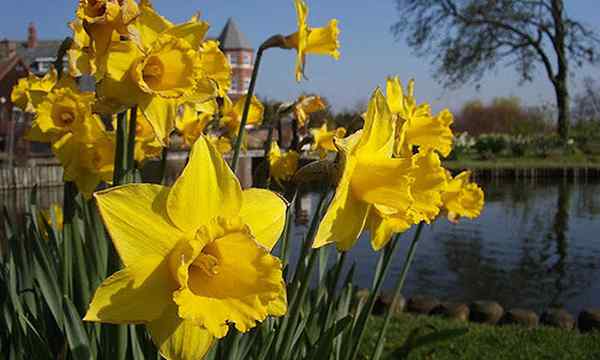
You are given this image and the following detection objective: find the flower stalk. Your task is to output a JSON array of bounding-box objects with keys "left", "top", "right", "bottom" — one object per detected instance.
[
  {"left": 372, "top": 222, "right": 425, "bottom": 360},
  {"left": 230, "top": 35, "right": 288, "bottom": 171}
]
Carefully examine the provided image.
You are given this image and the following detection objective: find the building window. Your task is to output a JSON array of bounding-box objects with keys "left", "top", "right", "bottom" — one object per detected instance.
[
  {"left": 227, "top": 53, "right": 236, "bottom": 65},
  {"left": 242, "top": 53, "right": 251, "bottom": 65},
  {"left": 243, "top": 78, "right": 250, "bottom": 92},
  {"left": 231, "top": 78, "right": 239, "bottom": 92}
]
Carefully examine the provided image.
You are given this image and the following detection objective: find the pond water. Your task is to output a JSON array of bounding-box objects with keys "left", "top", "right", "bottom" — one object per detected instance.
[
  {"left": 2, "top": 177, "right": 600, "bottom": 313},
  {"left": 291, "top": 177, "right": 600, "bottom": 313}
]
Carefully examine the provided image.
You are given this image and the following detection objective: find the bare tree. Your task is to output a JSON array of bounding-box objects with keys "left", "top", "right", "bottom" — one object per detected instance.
[{"left": 391, "top": 0, "right": 600, "bottom": 141}]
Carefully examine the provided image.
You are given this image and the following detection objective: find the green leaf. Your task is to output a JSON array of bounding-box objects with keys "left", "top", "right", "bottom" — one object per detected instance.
[
  {"left": 32, "top": 228, "right": 63, "bottom": 329},
  {"left": 62, "top": 296, "right": 91, "bottom": 359}
]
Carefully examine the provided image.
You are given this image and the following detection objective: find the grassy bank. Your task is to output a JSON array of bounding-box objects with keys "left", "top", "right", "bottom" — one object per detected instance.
[
  {"left": 363, "top": 314, "right": 600, "bottom": 359},
  {"left": 444, "top": 155, "right": 600, "bottom": 171}
]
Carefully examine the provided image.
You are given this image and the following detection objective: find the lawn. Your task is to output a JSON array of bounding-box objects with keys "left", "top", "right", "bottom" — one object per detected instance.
[{"left": 363, "top": 314, "right": 600, "bottom": 359}]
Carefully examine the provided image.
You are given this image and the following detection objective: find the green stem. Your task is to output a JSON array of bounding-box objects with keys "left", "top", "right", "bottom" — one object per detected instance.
[
  {"left": 230, "top": 34, "right": 287, "bottom": 171},
  {"left": 231, "top": 45, "right": 266, "bottom": 171},
  {"left": 372, "top": 222, "right": 424, "bottom": 360},
  {"left": 112, "top": 112, "right": 127, "bottom": 186},
  {"left": 158, "top": 147, "right": 168, "bottom": 185},
  {"left": 276, "top": 249, "right": 318, "bottom": 359},
  {"left": 126, "top": 106, "right": 137, "bottom": 172},
  {"left": 262, "top": 121, "right": 276, "bottom": 188},
  {"left": 346, "top": 235, "right": 400, "bottom": 360}
]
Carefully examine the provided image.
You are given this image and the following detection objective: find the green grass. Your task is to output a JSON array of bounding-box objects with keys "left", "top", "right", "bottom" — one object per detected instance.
[
  {"left": 363, "top": 314, "right": 600, "bottom": 359},
  {"left": 444, "top": 155, "right": 600, "bottom": 171}
]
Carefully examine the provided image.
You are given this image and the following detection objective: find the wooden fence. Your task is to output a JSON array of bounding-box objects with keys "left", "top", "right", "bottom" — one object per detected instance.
[{"left": 0, "top": 166, "right": 63, "bottom": 190}]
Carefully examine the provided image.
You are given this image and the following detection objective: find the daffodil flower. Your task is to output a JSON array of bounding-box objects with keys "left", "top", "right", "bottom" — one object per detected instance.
[
  {"left": 441, "top": 170, "right": 484, "bottom": 222},
  {"left": 76, "top": 0, "right": 140, "bottom": 69},
  {"left": 68, "top": 19, "right": 97, "bottom": 77},
  {"left": 52, "top": 131, "right": 115, "bottom": 198},
  {"left": 221, "top": 95, "right": 264, "bottom": 137},
  {"left": 310, "top": 123, "right": 346, "bottom": 158},
  {"left": 134, "top": 111, "right": 163, "bottom": 163},
  {"left": 85, "top": 137, "right": 287, "bottom": 360},
  {"left": 293, "top": 95, "right": 326, "bottom": 127},
  {"left": 386, "top": 77, "right": 453, "bottom": 157},
  {"left": 366, "top": 149, "right": 448, "bottom": 250},
  {"left": 268, "top": 142, "right": 299, "bottom": 185},
  {"left": 11, "top": 68, "right": 57, "bottom": 113},
  {"left": 283, "top": 0, "right": 340, "bottom": 81},
  {"left": 33, "top": 84, "right": 106, "bottom": 143},
  {"left": 313, "top": 89, "right": 417, "bottom": 251},
  {"left": 207, "top": 134, "right": 233, "bottom": 155},
  {"left": 175, "top": 101, "right": 216, "bottom": 148},
  {"left": 38, "top": 203, "right": 64, "bottom": 240}
]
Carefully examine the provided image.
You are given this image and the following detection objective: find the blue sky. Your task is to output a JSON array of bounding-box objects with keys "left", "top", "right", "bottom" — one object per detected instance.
[{"left": 1, "top": 1, "right": 599, "bottom": 113}]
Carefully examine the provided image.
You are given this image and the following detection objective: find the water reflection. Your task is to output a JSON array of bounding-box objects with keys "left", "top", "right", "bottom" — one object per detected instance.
[{"left": 311, "top": 178, "right": 600, "bottom": 313}]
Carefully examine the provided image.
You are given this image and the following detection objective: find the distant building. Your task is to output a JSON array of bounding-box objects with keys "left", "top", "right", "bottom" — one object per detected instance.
[{"left": 217, "top": 18, "right": 254, "bottom": 99}]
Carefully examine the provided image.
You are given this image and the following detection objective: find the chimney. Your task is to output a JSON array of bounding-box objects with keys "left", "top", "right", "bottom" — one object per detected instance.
[
  {"left": 27, "top": 22, "right": 37, "bottom": 49},
  {"left": 0, "top": 39, "right": 16, "bottom": 58}
]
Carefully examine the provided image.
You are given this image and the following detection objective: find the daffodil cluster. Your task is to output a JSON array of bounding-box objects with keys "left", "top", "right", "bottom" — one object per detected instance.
[
  {"left": 11, "top": 69, "right": 115, "bottom": 197},
  {"left": 313, "top": 78, "right": 484, "bottom": 251}
]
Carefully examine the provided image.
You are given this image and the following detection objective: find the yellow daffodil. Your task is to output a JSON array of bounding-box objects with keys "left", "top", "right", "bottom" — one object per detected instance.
[
  {"left": 85, "top": 136, "right": 287, "bottom": 360},
  {"left": 38, "top": 203, "right": 64, "bottom": 240},
  {"left": 283, "top": 0, "right": 340, "bottom": 81},
  {"left": 176, "top": 101, "right": 216, "bottom": 147},
  {"left": 96, "top": 4, "right": 221, "bottom": 145},
  {"left": 310, "top": 123, "right": 346, "bottom": 158},
  {"left": 68, "top": 19, "right": 97, "bottom": 77},
  {"left": 134, "top": 111, "right": 163, "bottom": 163},
  {"left": 76, "top": 0, "right": 140, "bottom": 65},
  {"left": 198, "top": 41, "right": 232, "bottom": 97},
  {"left": 53, "top": 131, "right": 115, "bottom": 198},
  {"left": 442, "top": 171, "right": 484, "bottom": 222},
  {"left": 313, "top": 89, "right": 418, "bottom": 251},
  {"left": 207, "top": 134, "right": 232, "bottom": 154},
  {"left": 268, "top": 142, "right": 299, "bottom": 185},
  {"left": 221, "top": 95, "right": 264, "bottom": 137},
  {"left": 386, "top": 77, "right": 453, "bottom": 157},
  {"left": 293, "top": 95, "right": 326, "bottom": 126},
  {"left": 366, "top": 149, "right": 447, "bottom": 250},
  {"left": 11, "top": 69, "right": 57, "bottom": 112},
  {"left": 33, "top": 85, "right": 105, "bottom": 143}
]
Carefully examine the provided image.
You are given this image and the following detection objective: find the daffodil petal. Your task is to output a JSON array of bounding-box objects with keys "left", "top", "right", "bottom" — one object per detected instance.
[
  {"left": 357, "top": 89, "right": 394, "bottom": 156},
  {"left": 165, "top": 21, "right": 209, "bottom": 49},
  {"left": 140, "top": 95, "right": 177, "bottom": 146},
  {"left": 351, "top": 156, "right": 414, "bottom": 212},
  {"left": 94, "top": 184, "right": 181, "bottom": 266},
  {"left": 167, "top": 136, "right": 242, "bottom": 233},
  {"left": 239, "top": 188, "right": 287, "bottom": 251},
  {"left": 84, "top": 258, "right": 173, "bottom": 323},
  {"left": 135, "top": 1, "right": 173, "bottom": 50},
  {"left": 385, "top": 76, "right": 404, "bottom": 114},
  {"left": 148, "top": 304, "right": 215, "bottom": 360},
  {"left": 313, "top": 161, "right": 370, "bottom": 251},
  {"left": 406, "top": 109, "right": 454, "bottom": 157},
  {"left": 368, "top": 211, "right": 411, "bottom": 251}
]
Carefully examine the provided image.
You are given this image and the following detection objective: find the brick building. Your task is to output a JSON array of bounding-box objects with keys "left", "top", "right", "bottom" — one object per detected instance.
[{"left": 217, "top": 18, "right": 254, "bottom": 99}]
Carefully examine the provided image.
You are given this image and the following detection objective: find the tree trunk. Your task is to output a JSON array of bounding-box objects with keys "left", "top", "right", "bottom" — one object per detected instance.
[
  {"left": 552, "top": 0, "right": 570, "bottom": 142},
  {"left": 555, "top": 79, "right": 570, "bottom": 141}
]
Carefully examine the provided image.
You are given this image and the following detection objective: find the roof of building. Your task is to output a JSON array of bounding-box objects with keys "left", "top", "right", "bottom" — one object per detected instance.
[
  {"left": 15, "top": 40, "right": 62, "bottom": 66},
  {"left": 217, "top": 18, "right": 252, "bottom": 50}
]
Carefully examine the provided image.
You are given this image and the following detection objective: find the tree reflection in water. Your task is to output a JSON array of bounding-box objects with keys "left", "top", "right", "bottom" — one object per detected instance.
[{"left": 396, "top": 178, "right": 600, "bottom": 313}]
